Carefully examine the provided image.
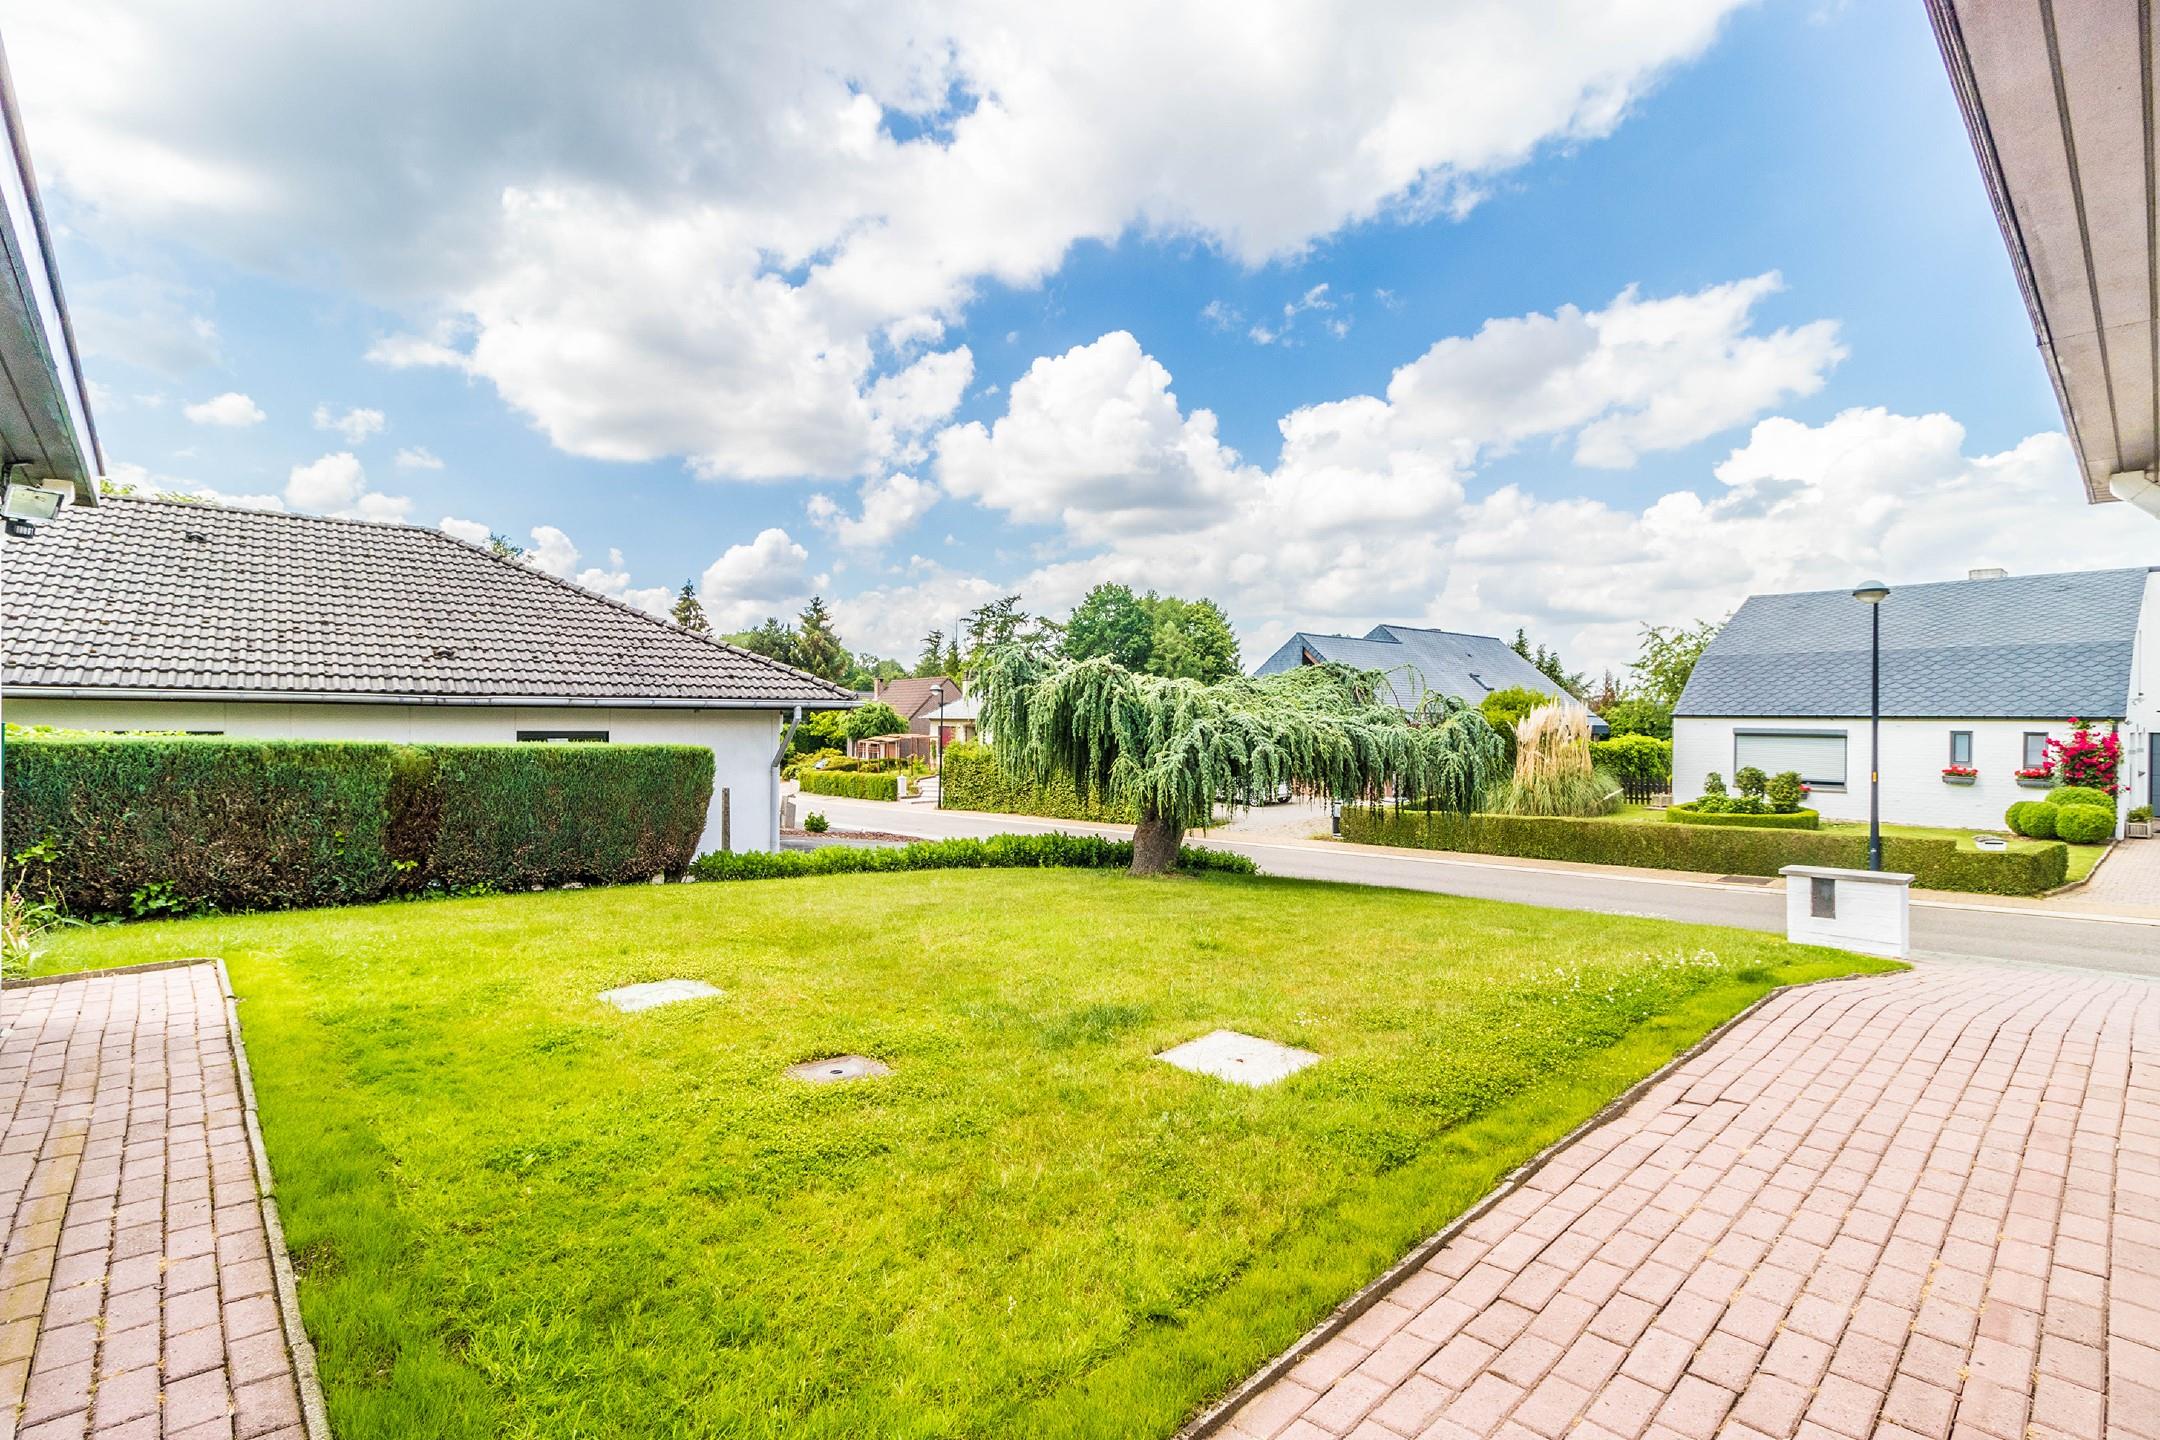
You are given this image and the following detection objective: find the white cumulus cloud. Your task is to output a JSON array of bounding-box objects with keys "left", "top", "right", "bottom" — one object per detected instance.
[
  {"left": 183, "top": 391, "right": 264, "bottom": 426},
  {"left": 700, "top": 527, "right": 811, "bottom": 631},
  {"left": 313, "top": 404, "right": 386, "bottom": 443}
]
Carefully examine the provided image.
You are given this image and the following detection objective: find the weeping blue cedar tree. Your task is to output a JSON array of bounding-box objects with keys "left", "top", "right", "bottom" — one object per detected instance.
[{"left": 973, "top": 646, "right": 1507, "bottom": 874}]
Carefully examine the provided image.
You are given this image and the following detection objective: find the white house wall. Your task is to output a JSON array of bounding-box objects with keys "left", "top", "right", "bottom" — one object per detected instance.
[
  {"left": 1674, "top": 716, "right": 2102, "bottom": 831},
  {"left": 0, "top": 697, "right": 782, "bottom": 856},
  {"left": 2125, "top": 570, "right": 2160, "bottom": 817}
]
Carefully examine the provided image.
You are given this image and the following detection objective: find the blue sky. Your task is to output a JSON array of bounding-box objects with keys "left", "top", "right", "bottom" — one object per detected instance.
[{"left": 7, "top": 1, "right": 2148, "bottom": 673}]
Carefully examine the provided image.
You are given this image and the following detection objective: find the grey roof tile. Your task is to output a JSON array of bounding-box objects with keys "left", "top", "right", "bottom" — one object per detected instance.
[
  {"left": 1675, "top": 567, "right": 2151, "bottom": 719},
  {"left": 2, "top": 496, "right": 855, "bottom": 707}
]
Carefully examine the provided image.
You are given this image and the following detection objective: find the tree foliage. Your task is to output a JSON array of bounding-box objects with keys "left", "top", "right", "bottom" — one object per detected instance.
[
  {"left": 1060, "top": 585, "right": 1241, "bottom": 682},
  {"left": 915, "top": 629, "right": 947, "bottom": 677},
  {"left": 1062, "top": 584, "right": 1154, "bottom": 670},
  {"left": 975, "top": 646, "right": 1505, "bottom": 872},
  {"left": 793, "top": 596, "right": 848, "bottom": 682},
  {"left": 843, "top": 701, "right": 909, "bottom": 743},
  {"left": 726, "top": 617, "right": 801, "bottom": 668},
  {"left": 670, "top": 582, "right": 710, "bottom": 634},
  {"left": 1510, "top": 629, "right": 1586, "bottom": 698},
  {"left": 1628, "top": 619, "right": 1720, "bottom": 709}
]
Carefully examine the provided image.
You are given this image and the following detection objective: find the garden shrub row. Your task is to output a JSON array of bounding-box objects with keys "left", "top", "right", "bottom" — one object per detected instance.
[
  {"left": 4, "top": 735, "right": 712, "bottom": 917},
  {"left": 1589, "top": 734, "right": 1672, "bottom": 788},
  {"left": 689, "top": 831, "right": 1253, "bottom": 882},
  {"left": 1342, "top": 807, "right": 2068, "bottom": 897},
  {"left": 797, "top": 769, "right": 902, "bottom": 802},
  {"left": 937, "top": 741, "right": 1138, "bottom": 823},
  {"left": 1664, "top": 805, "right": 1820, "bottom": 830}
]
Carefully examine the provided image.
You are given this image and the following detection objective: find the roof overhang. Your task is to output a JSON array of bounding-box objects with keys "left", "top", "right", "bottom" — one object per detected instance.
[
  {"left": 0, "top": 685, "right": 858, "bottom": 711},
  {"left": 0, "top": 38, "right": 100, "bottom": 505},
  {"left": 1927, "top": 0, "right": 2160, "bottom": 517}
]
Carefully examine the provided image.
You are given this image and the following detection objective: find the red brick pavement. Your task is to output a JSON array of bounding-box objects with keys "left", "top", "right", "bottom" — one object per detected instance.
[
  {"left": 1214, "top": 965, "right": 2160, "bottom": 1440},
  {"left": 1, "top": 966, "right": 313, "bottom": 1440}
]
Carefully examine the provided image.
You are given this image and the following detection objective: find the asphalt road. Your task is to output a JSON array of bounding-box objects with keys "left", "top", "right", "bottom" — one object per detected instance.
[{"left": 800, "top": 794, "right": 2160, "bottom": 977}]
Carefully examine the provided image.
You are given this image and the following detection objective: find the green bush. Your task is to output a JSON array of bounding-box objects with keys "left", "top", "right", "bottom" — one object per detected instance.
[
  {"left": 4, "top": 735, "right": 713, "bottom": 916},
  {"left": 1701, "top": 771, "right": 1727, "bottom": 797},
  {"left": 689, "top": 831, "right": 1254, "bottom": 882},
  {"left": 2045, "top": 784, "right": 2113, "bottom": 811},
  {"left": 798, "top": 770, "right": 901, "bottom": 802},
  {"left": 2054, "top": 805, "right": 2115, "bottom": 844},
  {"left": 1733, "top": 766, "right": 1767, "bottom": 800},
  {"left": 1342, "top": 807, "right": 2068, "bottom": 896},
  {"left": 2012, "top": 801, "right": 2060, "bottom": 839},
  {"left": 1666, "top": 804, "right": 1820, "bottom": 830},
  {"left": 1766, "top": 771, "right": 1805, "bottom": 812},
  {"left": 803, "top": 812, "right": 829, "bottom": 834},
  {"left": 937, "top": 741, "right": 1138, "bottom": 823},
  {"left": 1598, "top": 698, "right": 1672, "bottom": 740},
  {"left": 1589, "top": 734, "right": 1672, "bottom": 787},
  {"left": 2132, "top": 805, "right": 2154, "bottom": 823}
]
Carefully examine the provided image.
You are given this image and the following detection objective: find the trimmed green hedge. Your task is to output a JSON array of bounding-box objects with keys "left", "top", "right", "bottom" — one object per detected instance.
[
  {"left": 689, "top": 832, "right": 1253, "bottom": 881},
  {"left": 2045, "top": 785, "right": 2113, "bottom": 811},
  {"left": 798, "top": 769, "right": 901, "bottom": 802},
  {"left": 1342, "top": 807, "right": 2068, "bottom": 897},
  {"left": 4, "top": 735, "right": 712, "bottom": 917},
  {"left": 1589, "top": 735, "right": 1672, "bottom": 787},
  {"left": 2054, "top": 805, "right": 2115, "bottom": 844},
  {"left": 1665, "top": 804, "right": 1820, "bottom": 830},
  {"left": 937, "top": 741, "right": 1138, "bottom": 823}
]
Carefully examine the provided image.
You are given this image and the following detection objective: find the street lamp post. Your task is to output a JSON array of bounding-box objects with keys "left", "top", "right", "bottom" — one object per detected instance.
[
  {"left": 1852, "top": 580, "right": 1891, "bottom": 871},
  {"left": 931, "top": 683, "right": 945, "bottom": 770}
]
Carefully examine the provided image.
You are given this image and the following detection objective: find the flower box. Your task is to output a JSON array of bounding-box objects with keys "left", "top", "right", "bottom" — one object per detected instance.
[
  {"left": 2014, "top": 768, "right": 2053, "bottom": 788},
  {"left": 2130, "top": 820, "right": 2152, "bottom": 839},
  {"left": 1941, "top": 766, "right": 1977, "bottom": 785}
]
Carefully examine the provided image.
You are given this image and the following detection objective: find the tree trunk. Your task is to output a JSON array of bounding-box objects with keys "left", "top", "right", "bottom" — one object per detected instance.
[{"left": 1130, "top": 810, "right": 1186, "bottom": 876}]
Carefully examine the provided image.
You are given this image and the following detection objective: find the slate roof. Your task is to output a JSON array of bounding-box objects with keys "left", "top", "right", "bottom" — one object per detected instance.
[
  {"left": 1, "top": 496, "right": 856, "bottom": 707},
  {"left": 1676, "top": 567, "right": 2152, "bottom": 719},
  {"left": 1254, "top": 624, "right": 1603, "bottom": 729}
]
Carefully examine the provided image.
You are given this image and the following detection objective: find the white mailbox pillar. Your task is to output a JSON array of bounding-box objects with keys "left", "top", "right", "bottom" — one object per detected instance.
[{"left": 1778, "top": 865, "right": 1912, "bottom": 959}]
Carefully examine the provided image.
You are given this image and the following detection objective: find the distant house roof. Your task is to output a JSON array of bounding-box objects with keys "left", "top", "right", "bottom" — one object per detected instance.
[
  {"left": 1254, "top": 625, "right": 1601, "bottom": 727},
  {"left": 1, "top": 496, "right": 856, "bottom": 708},
  {"left": 872, "top": 675, "right": 963, "bottom": 721},
  {"left": 1676, "top": 567, "right": 2153, "bottom": 720}
]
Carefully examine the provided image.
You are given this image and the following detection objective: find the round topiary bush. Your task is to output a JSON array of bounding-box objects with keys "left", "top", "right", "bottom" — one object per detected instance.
[
  {"left": 2054, "top": 804, "right": 2114, "bottom": 844},
  {"left": 2004, "top": 802, "right": 2034, "bottom": 835},
  {"left": 2045, "top": 784, "right": 2113, "bottom": 810},
  {"left": 2017, "top": 801, "right": 2060, "bottom": 839}
]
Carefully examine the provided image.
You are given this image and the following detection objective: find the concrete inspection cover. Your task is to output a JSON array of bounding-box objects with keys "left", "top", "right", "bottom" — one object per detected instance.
[
  {"left": 786, "top": 1054, "right": 892, "bottom": 1084},
  {"left": 1155, "top": 1029, "right": 1320, "bottom": 1087},
  {"left": 599, "top": 979, "right": 722, "bottom": 1013}
]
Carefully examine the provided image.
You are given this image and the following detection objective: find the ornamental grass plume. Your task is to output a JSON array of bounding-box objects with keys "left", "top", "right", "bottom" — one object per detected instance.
[
  {"left": 1483, "top": 704, "right": 1622, "bottom": 818},
  {"left": 973, "top": 644, "right": 1506, "bottom": 874}
]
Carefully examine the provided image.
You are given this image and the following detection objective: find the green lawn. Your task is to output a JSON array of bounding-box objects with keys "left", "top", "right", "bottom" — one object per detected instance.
[
  {"left": 32, "top": 871, "right": 1895, "bottom": 1439},
  {"left": 1586, "top": 803, "right": 2106, "bottom": 885}
]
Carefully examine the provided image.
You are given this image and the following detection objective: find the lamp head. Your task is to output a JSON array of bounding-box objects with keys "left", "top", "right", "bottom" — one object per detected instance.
[{"left": 1851, "top": 580, "right": 1890, "bottom": 606}]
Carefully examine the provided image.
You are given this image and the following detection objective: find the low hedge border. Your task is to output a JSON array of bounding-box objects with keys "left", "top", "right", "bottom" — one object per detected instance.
[
  {"left": 798, "top": 770, "right": 901, "bottom": 802},
  {"left": 1342, "top": 807, "right": 2068, "bottom": 897},
  {"left": 1665, "top": 805, "right": 1820, "bottom": 830},
  {"left": 936, "top": 741, "right": 1138, "bottom": 823},
  {"left": 690, "top": 832, "right": 1254, "bottom": 882}
]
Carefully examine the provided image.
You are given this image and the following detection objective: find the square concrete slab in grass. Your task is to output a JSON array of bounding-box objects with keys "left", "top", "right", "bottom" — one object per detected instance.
[
  {"left": 599, "top": 979, "right": 722, "bottom": 1013},
  {"left": 785, "top": 1055, "right": 892, "bottom": 1084},
  {"left": 1156, "top": 1029, "right": 1320, "bottom": 1087}
]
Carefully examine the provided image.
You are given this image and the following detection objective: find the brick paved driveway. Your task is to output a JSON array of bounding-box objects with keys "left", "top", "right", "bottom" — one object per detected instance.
[
  {"left": 1215, "top": 965, "right": 2159, "bottom": 1440},
  {"left": 1, "top": 965, "right": 315, "bottom": 1440}
]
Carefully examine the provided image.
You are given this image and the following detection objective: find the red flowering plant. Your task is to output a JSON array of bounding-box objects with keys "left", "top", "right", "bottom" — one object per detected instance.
[
  {"left": 2042, "top": 718, "right": 2122, "bottom": 794},
  {"left": 1941, "top": 764, "right": 1978, "bottom": 778}
]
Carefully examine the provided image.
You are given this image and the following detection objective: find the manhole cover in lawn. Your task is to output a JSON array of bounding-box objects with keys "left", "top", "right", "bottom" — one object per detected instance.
[
  {"left": 1155, "top": 1029, "right": 1319, "bottom": 1088},
  {"left": 599, "top": 979, "right": 722, "bottom": 1013},
  {"left": 786, "top": 1054, "right": 892, "bottom": 1084},
  {"left": 1716, "top": 875, "right": 1775, "bottom": 886}
]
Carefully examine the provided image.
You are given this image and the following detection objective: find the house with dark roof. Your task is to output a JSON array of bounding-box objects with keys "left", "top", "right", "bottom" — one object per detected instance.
[
  {"left": 853, "top": 675, "right": 978, "bottom": 762},
  {"left": 1675, "top": 566, "right": 2160, "bottom": 834},
  {"left": 1, "top": 495, "right": 856, "bottom": 854},
  {"left": 1252, "top": 625, "right": 1607, "bottom": 735}
]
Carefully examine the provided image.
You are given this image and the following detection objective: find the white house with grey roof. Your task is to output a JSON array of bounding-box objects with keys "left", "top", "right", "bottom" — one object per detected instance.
[
  {"left": 1253, "top": 624, "right": 1608, "bottom": 735},
  {"left": 1, "top": 496, "right": 855, "bottom": 855},
  {"left": 1674, "top": 567, "right": 2160, "bottom": 835}
]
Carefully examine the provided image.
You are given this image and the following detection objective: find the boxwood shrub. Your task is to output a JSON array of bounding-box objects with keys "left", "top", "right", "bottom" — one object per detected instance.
[
  {"left": 1342, "top": 807, "right": 2068, "bottom": 897},
  {"left": 2006, "top": 801, "right": 2060, "bottom": 839},
  {"left": 1665, "top": 804, "right": 1820, "bottom": 830},
  {"left": 798, "top": 769, "right": 901, "bottom": 802},
  {"left": 2053, "top": 804, "right": 2115, "bottom": 845},
  {"left": 4, "top": 735, "right": 712, "bottom": 917},
  {"left": 2045, "top": 784, "right": 2113, "bottom": 811},
  {"left": 690, "top": 831, "right": 1253, "bottom": 881},
  {"left": 937, "top": 741, "right": 1138, "bottom": 823}
]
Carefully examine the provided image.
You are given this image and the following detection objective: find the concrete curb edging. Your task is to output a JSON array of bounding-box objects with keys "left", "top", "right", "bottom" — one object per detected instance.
[
  {"left": 212, "top": 958, "right": 335, "bottom": 1440},
  {"left": 1173, "top": 969, "right": 1888, "bottom": 1440}
]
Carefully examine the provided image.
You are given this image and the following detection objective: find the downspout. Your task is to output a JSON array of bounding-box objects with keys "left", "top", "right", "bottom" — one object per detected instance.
[
  {"left": 769, "top": 705, "right": 802, "bottom": 851},
  {"left": 2110, "top": 469, "right": 2160, "bottom": 519}
]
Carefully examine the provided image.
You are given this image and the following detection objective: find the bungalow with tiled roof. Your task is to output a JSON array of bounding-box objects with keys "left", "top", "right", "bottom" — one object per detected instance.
[{"left": 1, "top": 495, "right": 856, "bottom": 854}]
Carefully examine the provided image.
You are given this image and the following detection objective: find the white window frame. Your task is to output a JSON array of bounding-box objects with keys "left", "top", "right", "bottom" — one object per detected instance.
[{"left": 1949, "top": 731, "right": 1973, "bottom": 767}]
